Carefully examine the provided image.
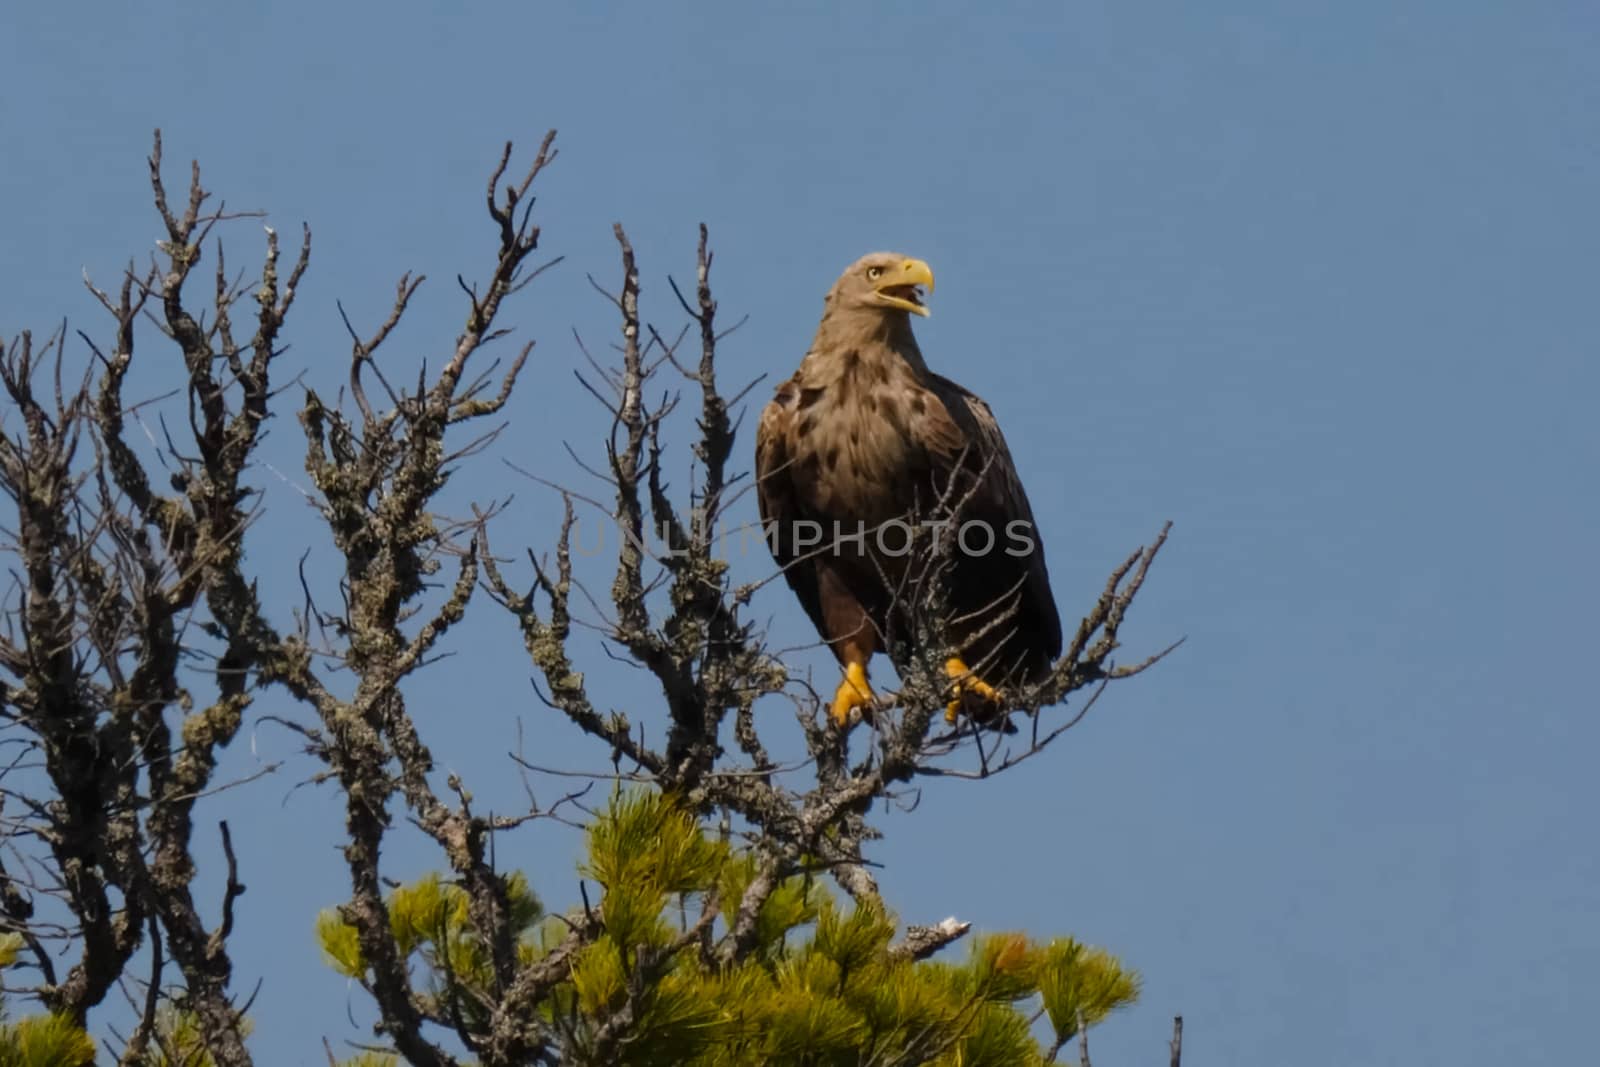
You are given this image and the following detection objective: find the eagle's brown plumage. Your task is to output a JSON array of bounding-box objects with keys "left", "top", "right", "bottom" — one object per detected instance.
[{"left": 756, "top": 252, "right": 1062, "bottom": 728}]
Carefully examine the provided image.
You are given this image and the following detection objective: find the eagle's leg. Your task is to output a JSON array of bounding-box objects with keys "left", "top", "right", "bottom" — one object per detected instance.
[
  {"left": 820, "top": 567, "right": 879, "bottom": 728},
  {"left": 944, "top": 657, "right": 1003, "bottom": 723}
]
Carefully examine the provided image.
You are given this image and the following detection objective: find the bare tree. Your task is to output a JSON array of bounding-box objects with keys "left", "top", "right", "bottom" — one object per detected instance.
[{"left": 0, "top": 130, "right": 1171, "bottom": 1065}]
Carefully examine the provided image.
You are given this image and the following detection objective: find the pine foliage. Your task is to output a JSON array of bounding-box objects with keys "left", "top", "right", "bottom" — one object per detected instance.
[
  {"left": 0, "top": 935, "right": 94, "bottom": 1066},
  {"left": 318, "top": 790, "right": 1139, "bottom": 1065}
]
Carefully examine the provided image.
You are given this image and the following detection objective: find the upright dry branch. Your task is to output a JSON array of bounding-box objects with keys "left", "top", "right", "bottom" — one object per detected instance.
[
  {"left": 279, "top": 133, "right": 592, "bottom": 1066},
  {"left": 0, "top": 130, "right": 310, "bottom": 1065}
]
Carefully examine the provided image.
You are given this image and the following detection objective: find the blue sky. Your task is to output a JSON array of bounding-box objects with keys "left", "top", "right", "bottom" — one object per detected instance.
[{"left": 4, "top": 2, "right": 1597, "bottom": 1063}]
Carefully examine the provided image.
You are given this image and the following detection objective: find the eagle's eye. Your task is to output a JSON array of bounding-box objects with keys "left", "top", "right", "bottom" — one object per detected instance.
[{"left": 866, "top": 266, "right": 883, "bottom": 281}]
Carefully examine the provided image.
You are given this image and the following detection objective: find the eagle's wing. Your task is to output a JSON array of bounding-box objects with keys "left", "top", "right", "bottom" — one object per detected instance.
[
  {"left": 913, "top": 374, "right": 1064, "bottom": 661},
  {"left": 755, "top": 375, "right": 828, "bottom": 638}
]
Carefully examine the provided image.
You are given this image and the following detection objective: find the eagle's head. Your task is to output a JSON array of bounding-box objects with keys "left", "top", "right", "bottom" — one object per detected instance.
[{"left": 826, "top": 252, "right": 935, "bottom": 318}]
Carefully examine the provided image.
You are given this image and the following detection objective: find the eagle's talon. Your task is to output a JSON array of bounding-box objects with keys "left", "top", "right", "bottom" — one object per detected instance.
[
  {"left": 944, "top": 657, "right": 1006, "bottom": 724},
  {"left": 830, "top": 662, "right": 876, "bottom": 729}
]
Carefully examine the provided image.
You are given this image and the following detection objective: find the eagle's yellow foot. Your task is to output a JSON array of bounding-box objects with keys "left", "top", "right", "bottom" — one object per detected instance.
[
  {"left": 830, "top": 661, "right": 876, "bottom": 728},
  {"left": 944, "top": 657, "right": 1003, "bottom": 723}
]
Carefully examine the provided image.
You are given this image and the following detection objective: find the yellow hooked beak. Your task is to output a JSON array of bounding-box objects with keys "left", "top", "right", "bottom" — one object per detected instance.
[{"left": 875, "top": 258, "right": 935, "bottom": 317}]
